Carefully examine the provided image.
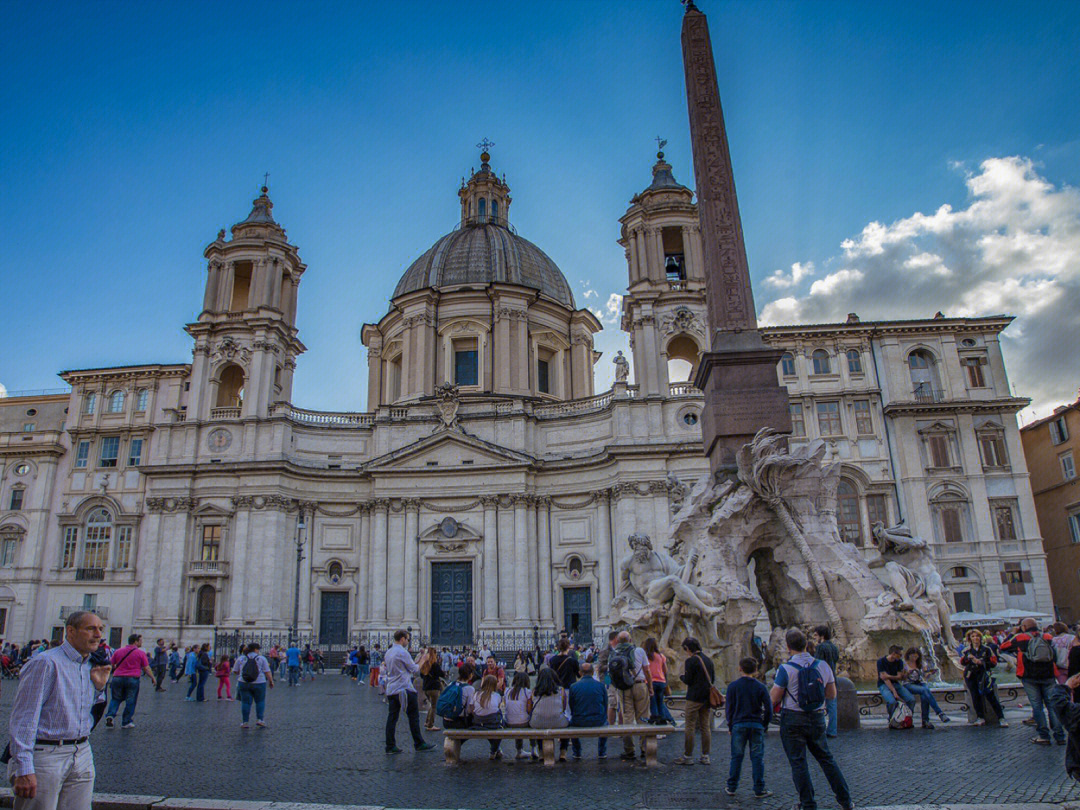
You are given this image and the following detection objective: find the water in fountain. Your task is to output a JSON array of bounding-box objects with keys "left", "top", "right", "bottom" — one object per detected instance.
[{"left": 919, "top": 627, "right": 953, "bottom": 687}]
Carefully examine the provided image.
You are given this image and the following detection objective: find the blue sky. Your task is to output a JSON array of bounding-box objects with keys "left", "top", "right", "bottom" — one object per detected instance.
[{"left": 2, "top": 1, "right": 1078, "bottom": 413}]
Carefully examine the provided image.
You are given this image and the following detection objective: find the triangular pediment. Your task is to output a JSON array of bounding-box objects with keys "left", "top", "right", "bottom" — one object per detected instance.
[{"left": 364, "top": 430, "right": 536, "bottom": 472}]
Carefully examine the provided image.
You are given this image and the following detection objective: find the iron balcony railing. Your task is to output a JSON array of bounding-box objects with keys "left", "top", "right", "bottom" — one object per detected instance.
[{"left": 75, "top": 567, "right": 105, "bottom": 581}]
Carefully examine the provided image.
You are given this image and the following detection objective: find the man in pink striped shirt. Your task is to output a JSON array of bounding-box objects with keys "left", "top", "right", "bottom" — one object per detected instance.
[{"left": 103, "top": 635, "right": 153, "bottom": 729}]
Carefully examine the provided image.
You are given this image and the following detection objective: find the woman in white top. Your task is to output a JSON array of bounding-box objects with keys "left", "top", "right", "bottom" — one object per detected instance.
[
  {"left": 469, "top": 674, "right": 504, "bottom": 759},
  {"left": 504, "top": 670, "right": 535, "bottom": 759}
]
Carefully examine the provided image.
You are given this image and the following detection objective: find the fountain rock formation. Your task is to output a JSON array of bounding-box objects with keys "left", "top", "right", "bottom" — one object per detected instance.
[{"left": 608, "top": 429, "right": 955, "bottom": 681}]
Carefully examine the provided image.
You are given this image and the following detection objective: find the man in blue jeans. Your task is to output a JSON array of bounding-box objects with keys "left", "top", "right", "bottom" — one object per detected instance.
[
  {"left": 771, "top": 629, "right": 853, "bottom": 810},
  {"left": 877, "top": 645, "right": 916, "bottom": 720},
  {"left": 724, "top": 656, "right": 772, "bottom": 797},
  {"left": 233, "top": 642, "right": 274, "bottom": 728},
  {"left": 104, "top": 633, "right": 155, "bottom": 728},
  {"left": 286, "top": 642, "right": 301, "bottom": 686},
  {"left": 813, "top": 625, "right": 840, "bottom": 737},
  {"left": 568, "top": 662, "right": 608, "bottom": 758},
  {"left": 1000, "top": 618, "right": 1065, "bottom": 745}
]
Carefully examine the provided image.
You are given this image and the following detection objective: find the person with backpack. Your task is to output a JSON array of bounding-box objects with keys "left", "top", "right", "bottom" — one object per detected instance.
[
  {"left": 1000, "top": 617, "right": 1065, "bottom": 745},
  {"left": 437, "top": 661, "right": 476, "bottom": 730},
  {"left": 673, "top": 636, "right": 716, "bottom": 765},
  {"left": 770, "top": 628, "right": 853, "bottom": 810},
  {"left": 876, "top": 645, "right": 916, "bottom": 728},
  {"left": 609, "top": 630, "right": 652, "bottom": 761},
  {"left": 232, "top": 642, "right": 274, "bottom": 728}
]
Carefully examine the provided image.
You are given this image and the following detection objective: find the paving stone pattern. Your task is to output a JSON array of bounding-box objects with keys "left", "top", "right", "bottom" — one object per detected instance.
[{"left": 1, "top": 675, "right": 1079, "bottom": 809}]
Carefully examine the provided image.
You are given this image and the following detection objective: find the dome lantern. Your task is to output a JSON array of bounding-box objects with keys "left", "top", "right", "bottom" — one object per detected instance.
[{"left": 459, "top": 139, "right": 511, "bottom": 226}]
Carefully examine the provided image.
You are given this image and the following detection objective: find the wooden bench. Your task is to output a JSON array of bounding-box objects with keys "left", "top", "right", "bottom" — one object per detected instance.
[{"left": 442, "top": 724, "right": 670, "bottom": 766}]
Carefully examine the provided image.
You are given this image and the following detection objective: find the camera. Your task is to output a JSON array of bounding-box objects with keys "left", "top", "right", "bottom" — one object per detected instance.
[{"left": 89, "top": 647, "right": 111, "bottom": 667}]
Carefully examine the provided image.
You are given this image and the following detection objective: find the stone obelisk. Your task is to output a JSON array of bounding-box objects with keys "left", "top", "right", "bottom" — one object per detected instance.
[{"left": 683, "top": 1, "right": 790, "bottom": 472}]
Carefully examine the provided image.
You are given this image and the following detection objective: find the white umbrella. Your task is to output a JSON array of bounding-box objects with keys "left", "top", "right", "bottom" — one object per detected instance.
[
  {"left": 949, "top": 611, "right": 996, "bottom": 626},
  {"left": 991, "top": 608, "right": 1052, "bottom": 621}
]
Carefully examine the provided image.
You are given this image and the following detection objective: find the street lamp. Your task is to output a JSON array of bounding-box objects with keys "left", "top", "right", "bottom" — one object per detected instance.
[{"left": 291, "top": 504, "right": 307, "bottom": 644}]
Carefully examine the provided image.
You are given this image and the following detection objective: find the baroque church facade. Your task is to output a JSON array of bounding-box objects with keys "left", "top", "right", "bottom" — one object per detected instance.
[{"left": 0, "top": 150, "right": 1054, "bottom": 647}]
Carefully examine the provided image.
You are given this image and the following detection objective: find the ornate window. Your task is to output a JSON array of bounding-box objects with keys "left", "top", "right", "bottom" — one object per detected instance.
[
  {"left": 836, "top": 480, "right": 862, "bottom": 545},
  {"left": 83, "top": 393, "right": 97, "bottom": 415},
  {"left": 477, "top": 198, "right": 486, "bottom": 220},
  {"left": 816, "top": 401, "right": 842, "bottom": 436},
  {"left": 215, "top": 364, "right": 245, "bottom": 408},
  {"left": 0, "top": 536, "right": 16, "bottom": 568},
  {"left": 115, "top": 526, "right": 132, "bottom": 569},
  {"left": 61, "top": 527, "right": 78, "bottom": 569},
  {"left": 853, "top": 400, "right": 873, "bottom": 435},
  {"left": 83, "top": 508, "right": 112, "bottom": 569},
  {"left": 811, "top": 350, "right": 831, "bottom": 375},
  {"left": 789, "top": 403, "right": 805, "bottom": 437},
  {"left": 930, "top": 491, "right": 969, "bottom": 543},
  {"left": 107, "top": 391, "right": 125, "bottom": 413},
  {"left": 920, "top": 422, "right": 959, "bottom": 470},
  {"left": 195, "top": 585, "right": 216, "bottom": 625},
  {"left": 977, "top": 428, "right": 1008, "bottom": 468},
  {"left": 74, "top": 440, "right": 90, "bottom": 469},
  {"left": 846, "top": 349, "right": 863, "bottom": 374},
  {"left": 200, "top": 525, "right": 222, "bottom": 561},
  {"left": 135, "top": 389, "right": 149, "bottom": 412},
  {"left": 98, "top": 436, "right": 120, "bottom": 468},
  {"left": 537, "top": 349, "right": 552, "bottom": 395},
  {"left": 962, "top": 357, "right": 987, "bottom": 388},
  {"left": 128, "top": 438, "right": 143, "bottom": 467},
  {"left": 780, "top": 352, "right": 796, "bottom": 376},
  {"left": 454, "top": 344, "right": 478, "bottom": 386},
  {"left": 908, "top": 350, "right": 941, "bottom": 401},
  {"left": 866, "top": 493, "right": 888, "bottom": 528},
  {"left": 991, "top": 500, "right": 1018, "bottom": 541}
]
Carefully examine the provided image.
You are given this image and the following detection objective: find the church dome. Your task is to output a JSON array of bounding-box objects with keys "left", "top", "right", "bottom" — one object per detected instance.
[
  {"left": 392, "top": 149, "right": 575, "bottom": 308},
  {"left": 393, "top": 222, "right": 574, "bottom": 308}
]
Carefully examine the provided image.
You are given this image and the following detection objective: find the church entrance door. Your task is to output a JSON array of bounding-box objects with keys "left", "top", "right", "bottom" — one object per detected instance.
[
  {"left": 431, "top": 562, "right": 472, "bottom": 647},
  {"left": 319, "top": 591, "right": 349, "bottom": 646},
  {"left": 563, "top": 586, "right": 592, "bottom": 646}
]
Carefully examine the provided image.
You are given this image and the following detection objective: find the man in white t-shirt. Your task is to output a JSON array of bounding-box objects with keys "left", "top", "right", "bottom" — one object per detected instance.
[
  {"left": 232, "top": 642, "right": 274, "bottom": 729},
  {"left": 769, "top": 629, "right": 852, "bottom": 810}
]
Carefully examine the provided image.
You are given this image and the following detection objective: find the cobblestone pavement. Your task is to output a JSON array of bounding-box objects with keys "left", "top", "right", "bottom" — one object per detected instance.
[{"left": 2, "top": 674, "right": 1079, "bottom": 809}]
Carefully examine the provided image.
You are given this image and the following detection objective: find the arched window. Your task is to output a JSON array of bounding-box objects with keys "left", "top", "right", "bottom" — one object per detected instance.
[
  {"left": 491, "top": 200, "right": 498, "bottom": 221},
  {"left": 667, "top": 334, "right": 701, "bottom": 385},
  {"left": 328, "top": 561, "right": 344, "bottom": 583},
  {"left": 195, "top": 585, "right": 216, "bottom": 625},
  {"left": 477, "top": 198, "right": 486, "bottom": 220},
  {"left": 811, "top": 350, "right": 831, "bottom": 375},
  {"left": 84, "top": 393, "right": 97, "bottom": 415},
  {"left": 780, "top": 352, "right": 796, "bottom": 376},
  {"left": 846, "top": 349, "right": 863, "bottom": 374},
  {"left": 216, "top": 365, "right": 245, "bottom": 408},
  {"left": 908, "top": 350, "right": 941, "bottom": 401},
  {"left": 836, "top": 480, "right": 862, "bottom": 545},
  {"left": 83, "top": 508, "right": 112, "bottom": 569},
  {"left": 107, "top": 391, "right": 125, "bottom": 413}
]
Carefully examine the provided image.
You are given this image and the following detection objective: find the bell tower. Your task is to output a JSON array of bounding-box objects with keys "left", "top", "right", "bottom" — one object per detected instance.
[
  {"left": 618, "top": 147, "right": 709, "bottom": 397},
  {"left": 186, "top": 185, "right": 307, "bottom": 421}
]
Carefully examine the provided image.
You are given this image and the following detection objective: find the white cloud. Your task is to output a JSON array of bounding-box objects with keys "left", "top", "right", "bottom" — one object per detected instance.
[
  {"left": 764, "top": 261, "right": 814, "bottom": 289},
  {"left": 759, "top": 157, "right": 1080, "bottom": 416},
  {"left": 590, "top": 292, "right": 623, "bottom": 327}
]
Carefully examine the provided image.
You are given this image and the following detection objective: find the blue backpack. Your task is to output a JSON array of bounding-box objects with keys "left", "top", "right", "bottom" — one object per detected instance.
[
  {"left": 436, "top": 681, "right": 465, "bottom": 719},
  {"left": 786, "top": 661, "right": 826, "bottom": 712}
]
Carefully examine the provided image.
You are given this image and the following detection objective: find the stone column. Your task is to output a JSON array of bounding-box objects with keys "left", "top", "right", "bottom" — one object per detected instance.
[
  {"left": 481, "top": 496, "right": 499, "bottom": 623},
  {"left": 527, "top": 498, "right": 539, "bottom": 618},
  {"left": 596, "top": 490, "right": 613, "bottom": 617},
  {"left": 627, "top": 236, "right": 640, "bottom": 284},
  {"left": 366, "top": 347, "right": 382, "bottom": 412},
  {"left": 633, "top": 229, "right": 647, "bottom": 282},
  {"left": 403, "top": 500, "right": 419, "bottom": 625},
  {"left": 250, "top": 258, "right": 266, "bottom": 308},
  {"left": 229, "top": 501, "right": 251, "bottom": 621},
  {"left": 203, "top": 262, "right": 220, "bottom": 312},
  {"left": 652, "top": 226, "right": 666, "bottom": 277},
  {"left": 358, "top": 504, "right": 371, "bottom": 625},
  {"left": 513, "top": 495, "right": 530, "bottom": 622},
  {"left": 537, "top": 497, "right": 553, "bottom": 625},
  {"left": 370, "top": 501, "right": 388, "bottom": 624},
  {"left": 613, "top": 484, "right": 636, "bottom": 562},
  {"left": 220, "top": 261, "right": 234, "bottom": 311}
]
